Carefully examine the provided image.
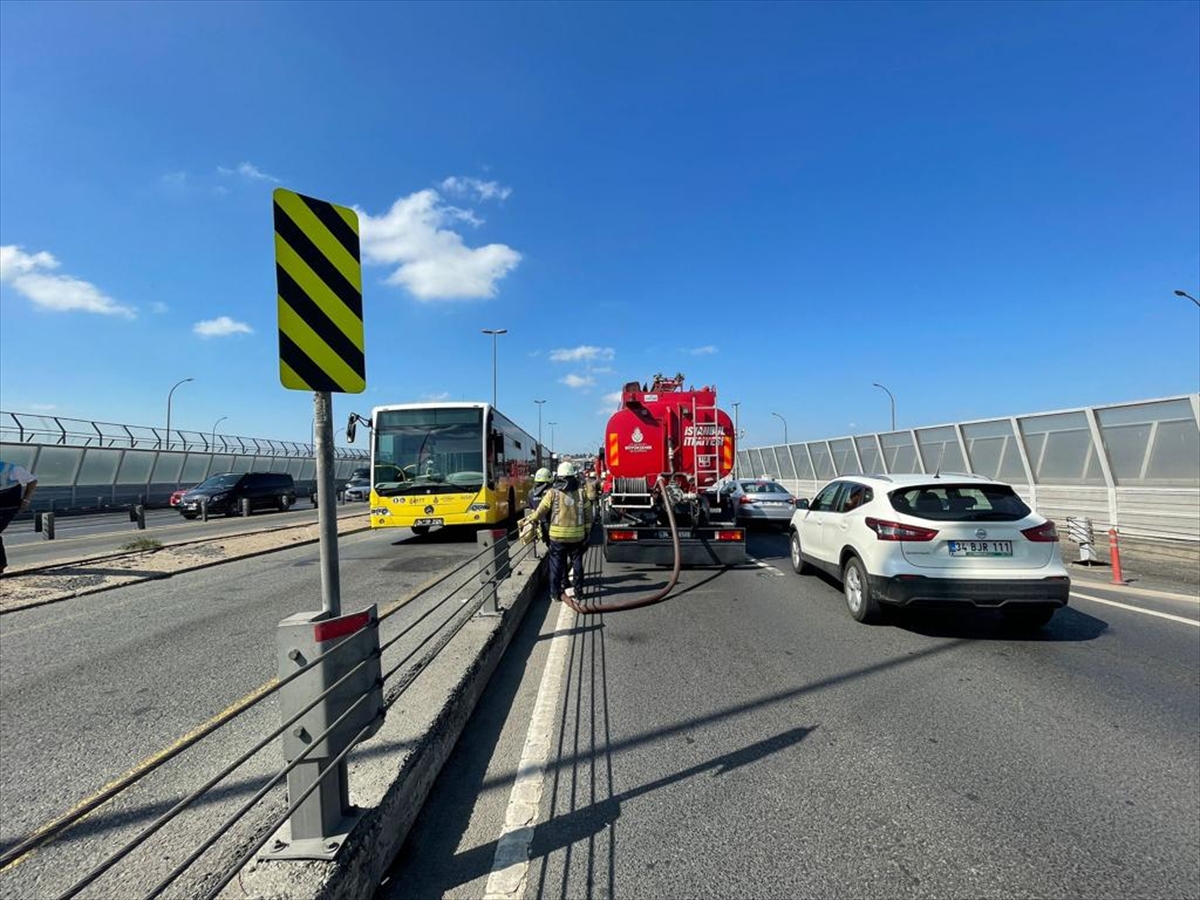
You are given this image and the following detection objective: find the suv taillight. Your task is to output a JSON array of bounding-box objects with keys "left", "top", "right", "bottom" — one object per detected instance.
[
  {"left": 865, "top": 517, "right": 939, "bottom": 542},
  {"left": 1021, "top": 521, "right": 1059, "bottom": 542}
]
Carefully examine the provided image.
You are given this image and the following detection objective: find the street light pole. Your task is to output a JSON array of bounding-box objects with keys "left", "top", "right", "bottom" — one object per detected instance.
[
  {"left": 165, "top": 377, "right": 194, "bottom": 451},
  {"left": 481, "top": 328, "right": 508, "bottom": 408},
  {"left": 1174, "top": 289, "right": 1200, "bottom": 308},
  {"left": 210, "top": 415, "right": 228, "bottom": 450},
  {"left": 534, "top": 399, "right": 546, "bottom": 457},
  {"left": 548, "top": 421, "right": 558, "bottom": 453},
  {"left": 771, "top": 411, "right": 788, "bottom": 445},
  {"left": 872, "top": 382, "right": 896, "bottom": 431}
]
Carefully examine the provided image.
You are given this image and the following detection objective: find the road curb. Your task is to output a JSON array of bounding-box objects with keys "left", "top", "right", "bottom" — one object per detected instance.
[{"left": 0, "top": 524, "right": 374, "bottom": 616}]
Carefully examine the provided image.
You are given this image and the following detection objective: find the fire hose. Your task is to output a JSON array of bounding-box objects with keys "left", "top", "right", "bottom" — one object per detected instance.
[{"left": 560, "top": 476, "right": 682, "bottom": 615}]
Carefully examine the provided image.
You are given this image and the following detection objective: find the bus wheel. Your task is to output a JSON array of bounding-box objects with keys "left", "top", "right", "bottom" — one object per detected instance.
[{"left": 411, "top": 525, "right": 430, "bottom": 536}]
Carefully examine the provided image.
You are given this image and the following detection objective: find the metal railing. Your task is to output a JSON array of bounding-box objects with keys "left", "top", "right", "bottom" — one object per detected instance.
[
  {"left": 0, "top": 410, "right": 369, "bottom": 511},
  {"left": 0, "top": 527, "right": 540, "bottom": 900},
  {"left": 738, "top": 394, "right": 1200, "bottom": 543}
]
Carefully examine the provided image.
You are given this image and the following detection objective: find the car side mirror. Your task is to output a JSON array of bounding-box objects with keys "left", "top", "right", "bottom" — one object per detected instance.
[
  {"left": 346, "top": 416, "right": 356, "bottom": 444},
  {"left": 793, "top": 498, "right": 809, "bottom": 510}
]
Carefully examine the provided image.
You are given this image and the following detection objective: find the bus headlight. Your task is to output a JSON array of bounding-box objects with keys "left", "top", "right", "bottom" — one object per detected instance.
[{"left": 371, "top": 507, "right": 390, "bottom": 516}]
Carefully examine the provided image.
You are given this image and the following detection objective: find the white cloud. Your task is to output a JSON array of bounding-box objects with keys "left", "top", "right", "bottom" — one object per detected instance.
[
  {"left": 193, "top": 315, "right": 253, "bottom": 338},
  {"left": 549, "top": 346, "right": 615, "bottom": 363},
  {"left": 592, "top": 366, "right": 614, "bottom": 374},
  {"left": 0, "top": 245, "right": 136, "bottom": 318},
  {"left": 596, "top": 391, "right": 623, "bottom": 415},
  {"left": 560, "top": 373, "right": 595, "bottom": 389},
  {"left": 151, "top": 301, "right": 169, "bottom": 314},
  {"left": 686, "top": 345, "right": 718, "bottom": 355},
  {"left": 422, "top": 391, "right": 451, "bottom": 401},
  {"left": 218, "top": 161, "right": 279, "bottom": 183},
  {"left": 357, "top": 188, "right": 521, "bottom": 301},
  {"left": 440, "top": 176, "right": 512, "bottom": 201}
]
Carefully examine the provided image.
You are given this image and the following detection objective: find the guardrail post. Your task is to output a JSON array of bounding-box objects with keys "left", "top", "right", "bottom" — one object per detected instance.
[
  {"left": 476, "top": 528, "right": 508, "bottom": 617},
  {"left": 130, "top": 504, "right": 146, "bottom": 530},
  {"left": 261, "top": 606, "right": 384, "bottom": 861},
  {"left": 1065, "top": 516, "right": 1096, "bottom": 564},
  {"left": 200, "top": 497, "right": 209, "bottom": 522},
  {"left": 37, "top": 511, "right": 55, "bottom": 540},
  {"left": 241, "top": 497, "right": 252, "bottom": 518}
]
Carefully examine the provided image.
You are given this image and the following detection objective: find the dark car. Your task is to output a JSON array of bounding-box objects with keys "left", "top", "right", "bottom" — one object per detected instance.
[{"left": 178, "top": 472, "right": 296, "bottom": 519}]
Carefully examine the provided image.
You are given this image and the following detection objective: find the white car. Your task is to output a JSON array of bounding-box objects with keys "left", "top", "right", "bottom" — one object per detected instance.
[{"left": 788, "top": 474, "right": 1070, "bottom": 628}]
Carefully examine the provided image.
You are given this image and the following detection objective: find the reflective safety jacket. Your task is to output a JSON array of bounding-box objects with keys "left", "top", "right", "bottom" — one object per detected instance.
[{"left": 536, "top": 482, "right": 592, "bottom": 543}]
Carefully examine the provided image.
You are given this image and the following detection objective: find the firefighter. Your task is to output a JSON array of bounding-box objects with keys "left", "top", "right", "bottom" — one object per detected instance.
[
  {"left": 526, "top": 466, "right": 554, "bottom": 545},
  {"left": 533, "top": 460, "right": 592, "bottom": 601}
]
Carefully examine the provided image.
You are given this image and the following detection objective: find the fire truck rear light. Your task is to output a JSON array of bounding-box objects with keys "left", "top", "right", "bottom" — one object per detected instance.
[
  {"left": 313, "top": 611, "right": 371, "bottom": 643},
  {"left": 715, "top": 530, "right": 743, "bottom": 542},
  {"left": 864, "top": 517, "right": 939, "bottom": 542},
  {"left": 609, "top": 530, "right": 638, "bottom": 541}
]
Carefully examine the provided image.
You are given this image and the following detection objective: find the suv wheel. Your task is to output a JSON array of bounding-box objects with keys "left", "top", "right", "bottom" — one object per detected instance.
[
  {"left": 278, "top": 495, "right": 291, "bottom": 511},
  {"left": 789, "top": 530, "right": 811, "bottom": 575},
  {"left": 842, "top": 556, "right": 883, "bottom": 624}
]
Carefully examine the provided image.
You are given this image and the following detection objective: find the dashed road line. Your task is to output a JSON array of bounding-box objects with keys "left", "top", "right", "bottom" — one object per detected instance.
[
  {"left": 747, "top": 556, "right": 786, "bottom": 577},
  {"left": 484, "top": 599, "right": 577, "bottom": 899}
]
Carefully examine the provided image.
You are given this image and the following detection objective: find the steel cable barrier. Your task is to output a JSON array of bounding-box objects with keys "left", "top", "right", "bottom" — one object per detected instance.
[{"left": 0, "top": 526, "right": 538, "bottom": 900}]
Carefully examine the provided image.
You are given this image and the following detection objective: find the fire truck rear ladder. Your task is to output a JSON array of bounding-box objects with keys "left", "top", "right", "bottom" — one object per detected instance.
[{"left": 692, "top": 396, "right": 721, "bottom": 489}]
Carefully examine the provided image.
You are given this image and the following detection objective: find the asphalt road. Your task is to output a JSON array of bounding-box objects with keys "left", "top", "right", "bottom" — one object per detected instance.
[
  {"left": 384, "top": 530, "right": 1200, "bottom": 899},
  {"left": 2, "top": 501, "right": 367, "bottom": 569},
  {"left": 0, "top": 523, "right": 488, "bottom": 899}
]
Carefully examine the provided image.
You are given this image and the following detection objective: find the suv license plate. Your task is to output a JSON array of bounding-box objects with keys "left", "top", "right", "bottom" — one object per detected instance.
[
  {"left": 413, "top": 518, "right": 444, "bottom": 527},
  {"left": 948, "top": 540, "right": 1013, "bottom": 557}
]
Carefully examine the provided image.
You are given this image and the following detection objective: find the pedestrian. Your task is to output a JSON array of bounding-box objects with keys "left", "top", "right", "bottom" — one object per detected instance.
[
  {"left": 527, "top": 466, "right": 554, "bottom": 546},
  {"left": 0, "top": 457, "right": 38, "bottom": 576},
  {"left": 533, "top": 461, "right": 593, "bottom": 602}
]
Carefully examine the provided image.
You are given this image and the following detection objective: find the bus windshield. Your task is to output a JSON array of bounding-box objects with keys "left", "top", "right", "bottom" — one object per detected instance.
[{"left": 373, "top": 407, "right": 485, "bottom": 496}]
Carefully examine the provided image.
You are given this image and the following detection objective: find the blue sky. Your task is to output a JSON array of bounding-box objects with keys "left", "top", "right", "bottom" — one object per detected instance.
[{"left": 1, "top": 0, "right": 1197, "bottom": 454}]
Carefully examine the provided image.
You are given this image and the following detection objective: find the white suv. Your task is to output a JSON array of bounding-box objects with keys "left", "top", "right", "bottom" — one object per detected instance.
[{"left": 788, "top": 474, "right": 1070, "bottom": 628}]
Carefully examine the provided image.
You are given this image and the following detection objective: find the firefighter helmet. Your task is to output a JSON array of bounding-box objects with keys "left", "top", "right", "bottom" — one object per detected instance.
[
  {"left": 556, "top": 461, "right": 576, "bottom": 478},
  {"left": 534, "top": 467, "right": 553, "bottom": 483}
]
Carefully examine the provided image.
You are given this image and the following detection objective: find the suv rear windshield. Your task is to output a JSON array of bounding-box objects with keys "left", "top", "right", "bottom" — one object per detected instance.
[{"left": 889, "top": 484, "right": 1031, "bottom": 521}]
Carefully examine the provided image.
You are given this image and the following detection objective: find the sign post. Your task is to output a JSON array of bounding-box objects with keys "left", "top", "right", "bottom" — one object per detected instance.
[{"left": 269, "top": 188, "right": 368, "bottom": 855}]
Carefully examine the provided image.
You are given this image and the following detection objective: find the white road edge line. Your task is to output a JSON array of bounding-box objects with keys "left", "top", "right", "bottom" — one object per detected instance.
[
  {"left": 484, "top": 599, "right": 578, "bottom": 900},
  {"left": 1071, "top": 592, "right": 1200, "bottom": 627}
]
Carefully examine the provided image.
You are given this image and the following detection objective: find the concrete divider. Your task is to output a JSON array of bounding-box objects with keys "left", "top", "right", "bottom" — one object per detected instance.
[{"left": 229, "top": 548, "right": 547, "bottom": 900}]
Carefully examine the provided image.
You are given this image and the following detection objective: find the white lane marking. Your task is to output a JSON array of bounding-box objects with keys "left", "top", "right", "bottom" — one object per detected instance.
[
  {"left": 747, "top": 555, "right": 785, "bottom": 577},
  {"left": 484, "top": 599, "right": 577, "bottom": 899},
  {"left": 1071, "top": 592, "right": 1200, "bottom": 627}
]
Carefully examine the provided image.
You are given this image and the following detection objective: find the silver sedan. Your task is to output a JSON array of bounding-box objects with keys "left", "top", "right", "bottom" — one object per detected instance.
[{"left": 718, "top": 479, "right": 799, "bottom": 529}]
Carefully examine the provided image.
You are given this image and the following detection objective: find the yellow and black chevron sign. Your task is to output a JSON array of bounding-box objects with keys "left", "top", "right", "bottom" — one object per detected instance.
[{"left": 273, "top": 188, "right": 366, "bottom": 393}]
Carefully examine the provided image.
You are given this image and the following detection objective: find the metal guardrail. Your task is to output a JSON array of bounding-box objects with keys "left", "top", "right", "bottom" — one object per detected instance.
[
  {"left": 0, "top": 410, "right": 369, "bottom": 512},
  {"left": 0, "top": 526, "right": 539, "bottom": 899},
  {"left": 739, "top": 394, "right": 1200, "bottom": 543}
]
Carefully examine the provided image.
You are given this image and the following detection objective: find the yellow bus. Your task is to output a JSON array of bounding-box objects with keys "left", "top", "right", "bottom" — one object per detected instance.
[{"left": 366, "top": 402, "right": 545, "bottom": 534}]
